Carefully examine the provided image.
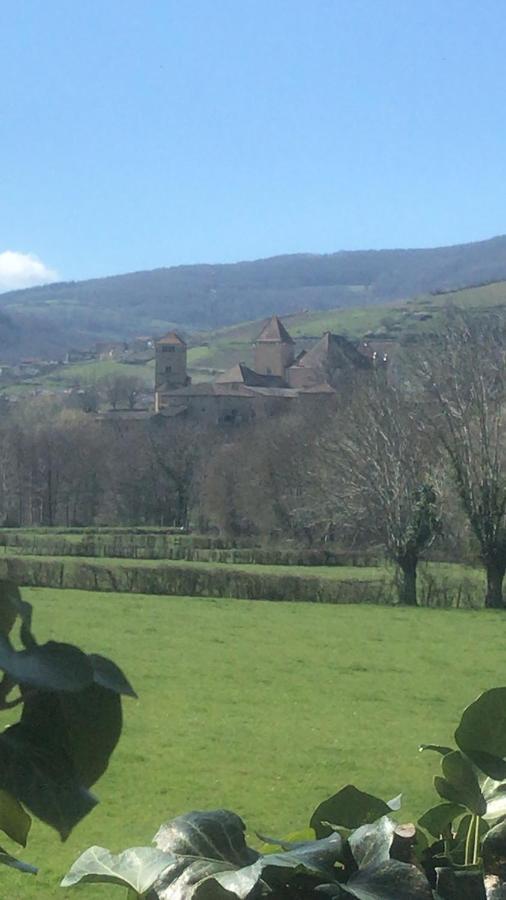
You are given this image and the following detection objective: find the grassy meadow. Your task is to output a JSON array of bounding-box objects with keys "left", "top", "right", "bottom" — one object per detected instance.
[{"left": 6, "top": 586, "right": 506, "bottom": 898}]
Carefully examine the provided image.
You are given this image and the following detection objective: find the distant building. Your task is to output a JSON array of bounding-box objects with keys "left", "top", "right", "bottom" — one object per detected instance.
[{"left": 154, "top": 316, "right": 377, "bottom": 425}]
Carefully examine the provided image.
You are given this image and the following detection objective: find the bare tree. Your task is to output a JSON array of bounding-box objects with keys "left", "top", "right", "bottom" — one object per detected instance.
[
  {"left": 310, "top": 378, "right": 441, "bottom": 605},
  {"left": 419, "top": 312, "right": 506, "bottom": 608},
  {"left": 100, "top": 374, "right": 145, "bottom": 410}
]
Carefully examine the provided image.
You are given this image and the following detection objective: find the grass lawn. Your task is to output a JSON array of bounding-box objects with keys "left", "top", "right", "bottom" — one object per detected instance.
[{"left": 5, "top": 587, "right": 506, "bottom": 898}]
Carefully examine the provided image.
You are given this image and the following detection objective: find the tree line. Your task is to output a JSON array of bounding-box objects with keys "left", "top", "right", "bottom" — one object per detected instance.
[{"left": 1, "top": 312, "right": 506, "bottom": 607}]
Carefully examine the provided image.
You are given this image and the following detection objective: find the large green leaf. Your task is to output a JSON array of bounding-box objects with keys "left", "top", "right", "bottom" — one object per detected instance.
[
  {"left": 61, "top": 846, "right": 175, "bottom": 895},
  {"left": 417, "top": 802, "right": 466, "bottom": 838},
  {"left": 151, "top": 810, "right": 343, "bottom": 898},
  {"left": 310, "top": 786, "right": 392, "bottom": 838},
  {"left": 0, "top": 788, "right": 31, "bottom": 846},
  {"left": 348, "top": 817, "right": 396, "bottom": 870},
  {"left": 0, "top": 722, "right": 96, "bottom": 839},
  {"left": 0, "top": 634, "right": 93, "bottom": 692},
  {"left": 434, "top": 751, "right": 487, "bottom": 816},
  {"left": 21, "top": 682, "right": 123, "bottom": 788},
  {"left": 346, "top": 859, "right": 433, "bottom": 899},
  {"left": 153, "top": 810, "right": 258, "bottom": 867},
  {"left": 455, "top": 688, "right": 506, "bottom": 776}
]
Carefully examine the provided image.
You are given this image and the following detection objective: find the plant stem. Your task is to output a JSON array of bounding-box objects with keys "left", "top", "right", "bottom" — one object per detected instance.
[
  {"left": 464, "top": 815, "right": 474, "bottom": 866},
  {"left": 473, "top": 814, "right": 480, "bottom": 865}
]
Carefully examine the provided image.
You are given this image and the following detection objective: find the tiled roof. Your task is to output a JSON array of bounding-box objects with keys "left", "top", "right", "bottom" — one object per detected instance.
[
  {"left": 215, "top": 363, "right": 285, "bottom": 387},
  {"left": 156, "top": 332, "right": 186, "bottom": 347},
  {"left": 255, "top": 315, "right": 294, "bottom": 344}
]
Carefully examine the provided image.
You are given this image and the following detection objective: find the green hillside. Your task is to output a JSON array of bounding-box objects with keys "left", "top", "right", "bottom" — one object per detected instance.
[
  {"left": 188, "top": 280, "right": 506, "bottom": 375},
  {"left": 5, "top": 278, "right": 506, "bottom": 396},
  {"left": 4, "top": 234, "right": 506, "bottom": 359}
]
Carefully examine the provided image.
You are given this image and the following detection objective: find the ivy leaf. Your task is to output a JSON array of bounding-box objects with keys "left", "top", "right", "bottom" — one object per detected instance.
[
  {"left": 310, "top": 787, "right": 392, "bottom": 839},
  {"left": 346, "top": 859, "right": 433, "bottom": 899},
  {"left": 348, "top": 817, "right": 396, "bottom": 870},
  {"left": 61, "top": 845, "right": 175, "bottom": 894},
  {"left": 153, "top": 809, "right": 258, "bottom": 867}
]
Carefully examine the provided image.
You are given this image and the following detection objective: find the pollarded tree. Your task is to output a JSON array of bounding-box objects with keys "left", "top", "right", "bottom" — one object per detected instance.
[
  {"left": 311, "top": 377, "right": 441, "bottom": 605},
  {"left": 418, "top": 312, "right": 506, "bottom": 609}
]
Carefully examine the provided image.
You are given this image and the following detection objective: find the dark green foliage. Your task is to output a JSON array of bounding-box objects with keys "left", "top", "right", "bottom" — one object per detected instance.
[{"left": 0, "top": 579, "right": 134, "bottom": 878}]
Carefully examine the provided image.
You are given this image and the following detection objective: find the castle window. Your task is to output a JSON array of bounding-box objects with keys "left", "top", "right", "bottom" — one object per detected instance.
[
  {"left": 162, "top": 346, "right": 175, "bottom": 353},
  {"left": 165, "top": 365, "right": 172, "bottom": 373}
]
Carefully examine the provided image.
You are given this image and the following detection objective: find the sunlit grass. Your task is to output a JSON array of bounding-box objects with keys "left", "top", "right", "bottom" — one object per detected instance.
[{"left": 6, "top": 587, "right": 505, "bottom": 898}]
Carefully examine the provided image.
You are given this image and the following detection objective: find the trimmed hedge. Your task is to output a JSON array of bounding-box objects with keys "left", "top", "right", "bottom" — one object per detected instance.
[
  {"left": 0, "top": 532, "right": 376, "bottom": 567},
  {"left": 0, "top": 555, "right": 388, "bottom": 604}
]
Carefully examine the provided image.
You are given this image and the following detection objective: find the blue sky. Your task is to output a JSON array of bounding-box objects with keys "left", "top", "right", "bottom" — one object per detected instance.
[{"left": 1, "top": 0, "right": 506, "bottom": 287}]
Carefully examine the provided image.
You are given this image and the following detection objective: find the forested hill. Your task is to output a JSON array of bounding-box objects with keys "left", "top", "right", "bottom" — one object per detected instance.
[{"left": 3, "top": 233, "right": 506, "bottom": 359}]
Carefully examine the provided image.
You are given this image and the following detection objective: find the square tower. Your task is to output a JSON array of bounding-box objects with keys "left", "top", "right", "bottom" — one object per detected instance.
[
  {"left": 155, "top": 332, "right": 188, "bottom": 391},
  {"left": 253, "top": 315, "right": 295, "bottom": 378}
]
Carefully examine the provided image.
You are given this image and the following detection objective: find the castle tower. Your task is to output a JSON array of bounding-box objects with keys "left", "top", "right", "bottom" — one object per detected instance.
[
  {"left": 253, "top": 315, "right": 295, "bottom": 378},
  {"left": 155, "top": 332, "right": 188, "bottom": 391}
]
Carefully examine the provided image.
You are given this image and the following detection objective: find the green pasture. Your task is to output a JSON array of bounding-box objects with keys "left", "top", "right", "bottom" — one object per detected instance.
[{"left": 6, "top": 587, "right": 506, "bottom": 898}]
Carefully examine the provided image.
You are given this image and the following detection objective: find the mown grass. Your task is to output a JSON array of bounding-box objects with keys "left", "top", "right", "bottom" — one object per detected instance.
[{"left": 6, "top": 587, "right": 506, "bottom": 898}]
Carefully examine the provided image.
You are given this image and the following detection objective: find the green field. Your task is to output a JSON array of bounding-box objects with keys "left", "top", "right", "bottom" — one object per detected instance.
[{"left": 6, "top": 586, "right": 506, "bottom": 898}]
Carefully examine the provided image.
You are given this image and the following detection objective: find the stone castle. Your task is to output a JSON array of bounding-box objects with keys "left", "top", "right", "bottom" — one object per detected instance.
[{"left": 154, "top": 316, "right": 383, "bottom": 425}]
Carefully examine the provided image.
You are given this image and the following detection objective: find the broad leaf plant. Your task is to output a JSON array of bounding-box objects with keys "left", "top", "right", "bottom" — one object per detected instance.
[{"left": 0, "top": 579, "right": 135, "bottom": 877}]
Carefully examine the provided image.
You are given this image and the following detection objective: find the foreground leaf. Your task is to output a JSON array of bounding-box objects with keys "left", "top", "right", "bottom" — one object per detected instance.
[
  {"left": 61, "top": 845, "right": 175, "bottom": 894},
  {"left": 348, "top": 817, "right": 396, "bottom": 869},
  {"left": 21, "top": 682, "right": 123, "bottom": 788},
  {"left": 346, "top": 859, "right": 433, "bottom": 899},
  {"left": 0, "top": 788, "right": 31, "bottom": 846},
  {"left": 310, "top": 786, "right": 392, "bottom": 838},
  {"left": 417, "top": 802, "right": 465, "bottom": 838},
  {"left": 0, "top": 635, "right": 93, "bottom": 692},
  {"left": 0, "top": 723, "right": 96, "bottom": 839},
  {"left": 455, "top": 688, "right": 506, "bottom": 777},
  {"left": 153, "top": 810, "right": 258, "bottom": 867},
  {"left": 434, "top": 751, "right": 487, "bottom": 815}
]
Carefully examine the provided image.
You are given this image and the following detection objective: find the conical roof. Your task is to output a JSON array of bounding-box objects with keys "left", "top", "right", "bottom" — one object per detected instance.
[{"left": 255, "top": 315, "right": 294, "bottom": 344}]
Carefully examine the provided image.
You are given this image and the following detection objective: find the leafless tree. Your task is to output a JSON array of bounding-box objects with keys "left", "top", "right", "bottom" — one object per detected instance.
[
  {"left": 418, "top": 312, "right": 506, "bottom": 608},
  {"left": 309, "top": 378, "right": 441, "bottom": 605},
  {"left": 100, "top": 373, "right": 145, "bottom": 410}
]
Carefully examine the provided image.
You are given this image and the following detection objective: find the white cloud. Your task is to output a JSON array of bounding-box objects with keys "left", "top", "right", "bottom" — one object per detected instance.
[{"left": 0, "top": 251, "right": 59, "bottom": 293}]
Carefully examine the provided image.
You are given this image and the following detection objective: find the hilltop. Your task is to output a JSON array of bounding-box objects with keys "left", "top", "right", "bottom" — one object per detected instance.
[{"left": 3, "top": 234, "right": 506, "bottom": 359}]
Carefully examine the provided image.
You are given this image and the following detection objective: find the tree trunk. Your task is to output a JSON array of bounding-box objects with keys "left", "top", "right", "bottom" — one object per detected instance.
[
  {"left": 485, "top": 561, "right": 505, "bottom": 609},
  {"left": 398, "top": 555, "right": 418, "bottom": 606}
]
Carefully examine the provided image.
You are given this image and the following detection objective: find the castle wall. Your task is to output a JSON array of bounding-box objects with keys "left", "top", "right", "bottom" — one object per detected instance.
[{"left": 254, "top": 341, "right": 294, "bottom": 377}]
